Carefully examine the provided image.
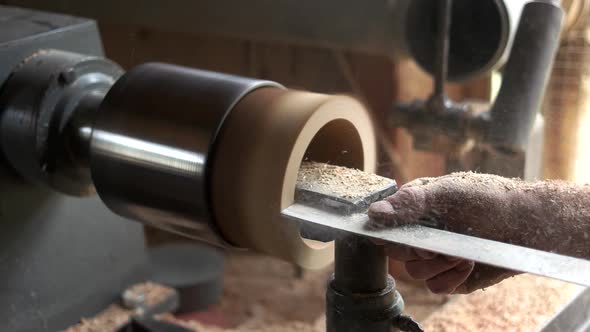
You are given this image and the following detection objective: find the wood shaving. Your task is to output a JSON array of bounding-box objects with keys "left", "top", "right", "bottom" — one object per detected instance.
[
  {"left": 122, "top": 281, "right": 175, "bottom": 308},
  {"left": 65, "top": 305, "right": 131, "bottom": 332}
]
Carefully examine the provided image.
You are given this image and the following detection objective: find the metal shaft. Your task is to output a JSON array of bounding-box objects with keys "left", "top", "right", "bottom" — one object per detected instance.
[
  {"left": 433, "top": 0, "right": 452, "bottom": 100},
  {"left": 333, "top": 235, "right": 389, "bottom": 293},
  {"left": 327, "top": 235, "right": 403, "bottom": 332},
  {"left": 0, "top": 49, "right": 122, "bottom": 196}
]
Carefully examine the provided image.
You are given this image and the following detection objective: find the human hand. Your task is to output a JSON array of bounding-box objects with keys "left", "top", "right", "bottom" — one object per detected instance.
[{"left": 368, "top": 173, "right": 520, "bottom": 294}]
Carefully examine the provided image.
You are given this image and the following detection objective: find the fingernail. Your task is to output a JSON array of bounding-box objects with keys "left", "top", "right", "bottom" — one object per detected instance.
[{"left": 444, "top": 255, "right": 461, "bottom": 262}]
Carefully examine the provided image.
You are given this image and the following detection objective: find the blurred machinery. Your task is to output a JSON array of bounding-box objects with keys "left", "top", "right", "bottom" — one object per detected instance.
[{"left": 0, "top": 1, "right": 568, "bottom": 331}]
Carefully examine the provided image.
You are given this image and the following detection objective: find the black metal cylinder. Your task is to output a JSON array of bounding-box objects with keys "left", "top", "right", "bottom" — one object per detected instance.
[
  {"left": 485, "top": 1, "right": 564, "bottom": 153},
  {"left": 333, "top": 236, "right": 389, "bottom": 293},
  {"left": 327, "top": 235, "right": 404, "bottom": 332},
  {"left": 90, "top": 63, "right": 280, "bottom": 241}
]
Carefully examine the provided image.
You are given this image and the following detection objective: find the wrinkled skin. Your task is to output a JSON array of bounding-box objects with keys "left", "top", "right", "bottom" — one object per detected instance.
[{"left": 368, "top": 172, "right": 590, "bottom": 294}]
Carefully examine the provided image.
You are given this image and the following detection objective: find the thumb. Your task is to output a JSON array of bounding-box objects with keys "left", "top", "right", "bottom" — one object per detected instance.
[{"left": 368, "top": 186, "right": 428, "bottom": 227}]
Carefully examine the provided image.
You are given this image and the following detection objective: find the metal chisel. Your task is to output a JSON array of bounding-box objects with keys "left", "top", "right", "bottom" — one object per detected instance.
[{"left": 282, "top": 162, "right": 590, "bottom": 287}]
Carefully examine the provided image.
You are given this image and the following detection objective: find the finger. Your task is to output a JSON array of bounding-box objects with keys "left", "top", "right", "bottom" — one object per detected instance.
[
  {"left": 385, "top": 244, "right": 436, "bottom": 262},
  {"left": 457, "top": 264, "right": 520, "bottom": 294},
  {"left": 425, "top": 260, "right": 475, "bottom": 294},
  {"left": 383, "top": 186, "right": 426, "bottom": 208},
  {"left": 368, "top": 186, "right": 428, "bottom": 227},
  {"left": 405, "top": 256, "right": 462, "bottom": 280},
  {"left": 368, "top": 200, "right": 394, "bottom": 224}
]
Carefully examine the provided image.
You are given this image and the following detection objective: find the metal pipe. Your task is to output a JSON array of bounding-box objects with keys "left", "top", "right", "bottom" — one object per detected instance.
[{"left": 484, "top": 1, "right": 564, "bottom": 153}]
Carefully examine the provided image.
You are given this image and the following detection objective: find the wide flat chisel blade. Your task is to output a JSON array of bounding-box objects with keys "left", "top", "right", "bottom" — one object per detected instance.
[
  {"left": 285, "top": 162, "right": 590, "bottom": 287},
  {"left": 283, "top": 203, "right": 590, "bottom": 287}
]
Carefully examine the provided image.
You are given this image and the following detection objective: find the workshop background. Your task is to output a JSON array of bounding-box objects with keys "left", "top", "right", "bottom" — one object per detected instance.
[{"left": 1, "top": 1, "right": 590, "bottom": 332}]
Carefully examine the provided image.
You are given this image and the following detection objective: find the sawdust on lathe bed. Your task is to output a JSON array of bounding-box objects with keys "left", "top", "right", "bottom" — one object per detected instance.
[
  {"left": 166, "top": 252, "right": 446, "bottom": 332},
  {"left": 122, "top": 281, "right": 175, "bottom": 307},
  {"left": 66, "top": 305, "right": 132, "bottom": 332},
  {"left": 66, "top": 252, "right": 579, "bottom": 332},
  {"left": 297, "top": 161, "right": 393, "bottom": 200},
  {"left": 173, "top": 268, "right": 579, "bottom": 332},
  {"left": 422, "top": 274, "right": 581, "bottom": 332}
]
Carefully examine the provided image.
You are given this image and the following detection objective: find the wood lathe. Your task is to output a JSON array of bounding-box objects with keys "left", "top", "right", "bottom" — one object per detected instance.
[
  {"left": 0, "top": 1, "right": 582, "bottom": 331},
  {"left": 0, "top": 10, "right": 379, "bottom": 330}
]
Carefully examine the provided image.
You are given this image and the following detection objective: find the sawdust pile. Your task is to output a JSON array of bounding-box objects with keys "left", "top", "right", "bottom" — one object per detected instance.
[
  {"left": 66, "top": 305, "right": 131, "bottom": 332},
  {"left": 177, "top": 256, "right": 579, "bottom": 332},
  {"left": 422, "top": 274, "right": 581, "bottom": 332},
  {"left": 211, "top": 252, "right": 330, "bottom": 327},
  {"left": 67, "top": 282, "right": 178, "bottom": 332},
  {"left": 297, "top": 161, "right": 393, "bottom": 200},
  {"left": 169, "top": 316, "right": 324, "bottom": 332},
  {"left": 168, "top": 251, "right": 447, "bottom": 332},
  {"left": 67, "top": 253, "right": 579, "bottom": 332},
  {"left": 186, "top": 254, "right": 579, "bottom": 332}
]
